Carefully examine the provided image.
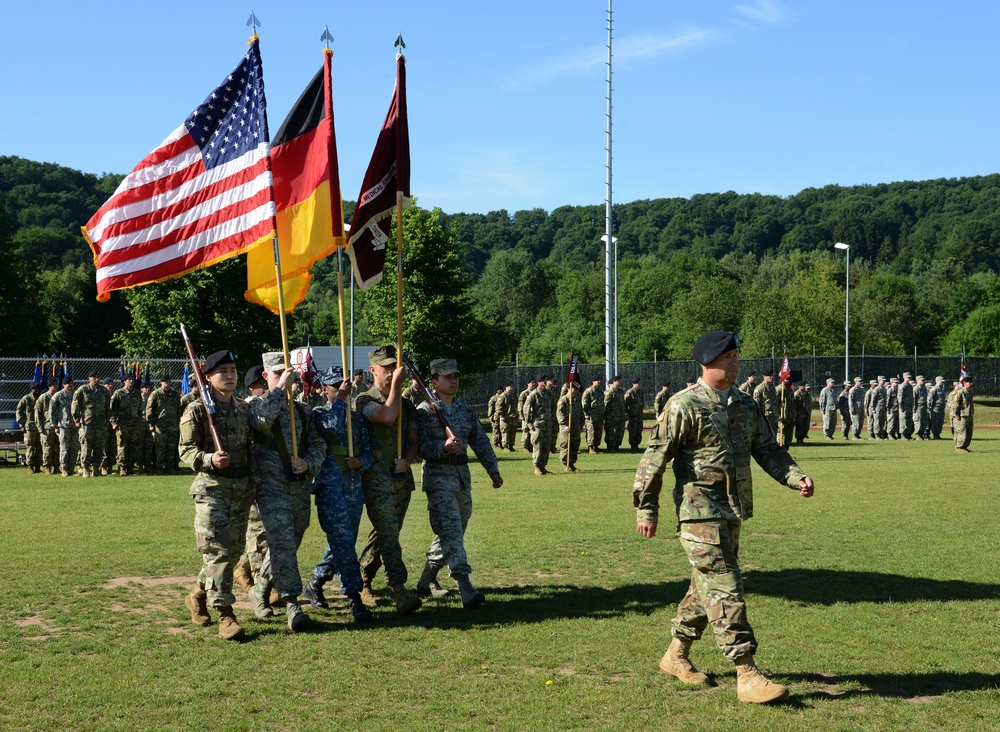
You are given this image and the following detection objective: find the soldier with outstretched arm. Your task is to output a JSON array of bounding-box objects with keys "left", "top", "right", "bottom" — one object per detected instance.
[{"left": 634, "top": 331, "right": 814, "bottom": 705}]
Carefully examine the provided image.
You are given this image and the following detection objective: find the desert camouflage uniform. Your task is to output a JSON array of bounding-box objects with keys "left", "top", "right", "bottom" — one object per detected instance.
[
  {"left": 752, "top": 381, "right": 778, "bottom": 436},
  {"left": 179, "top": 397, "right": 256, "bottom": 608},
  {"left": 309, "top": 398, "right": 372, "bottom": 595},
  {"left": 582, "top": 384, "right": 604, "bottom": 451},
  {"left": 35, "top": 389, "right": 59, "bottom": 472},
  {"left": 50, "top": 388, "right": 78, "bottom": 473},
  {"left": 72, "top": 383, "right": 110, "bottom": 475},
  {"left": 15, "top": 391, "right": 41, "bottom": 471},
  {"left": 249, "top": 389, "right": 325, "bottom": 599},
  {"left": 525, "top": 384, "right": 553, "bottom": 471},
  {"left": 624, "top": 383, "right": 644, "bottom": 450},
  {"left": 633, "top": 379, "right": 805, "bottom": 660},
  {"left": 557, "top": 390, "right": 584, "bottom": 470},
  {"left": 418, "top": 396, "right": 499, "bottom": 579},
  {"left": 110, "top": 384, "right": 143, "bottom": 473},
  {"left": 147, "top": 386, "right": 181, "bottom": 470},
  {"left": 356, "top": 387, "right": 419, "bottom": 588},
  {"left": 603, "top": 383, "right": 626, "bottom": 451}
]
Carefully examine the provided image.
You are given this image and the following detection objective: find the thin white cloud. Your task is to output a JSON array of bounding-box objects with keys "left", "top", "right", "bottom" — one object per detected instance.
[
  {"left": 500, "top": 27, "right": 721, "bottom": 92},
  {"left": 734, "top": 0, "right": 789, "bottom": 25}
]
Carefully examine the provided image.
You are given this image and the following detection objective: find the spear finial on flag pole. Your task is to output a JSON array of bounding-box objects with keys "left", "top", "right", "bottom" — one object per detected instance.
[
  {"left": 321, "top": 25, "right": 334, "bottom": 50},
  {"left": 246, "top": 9, "right": 261, "bottom": 34},
  {"left": 395, "top": 34, "right": 406, "bottom": 52}
]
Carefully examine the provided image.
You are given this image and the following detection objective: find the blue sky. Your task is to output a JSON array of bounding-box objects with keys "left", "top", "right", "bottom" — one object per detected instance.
[{"left": 4, "top": 1, "right": 999, "bottom": 215}]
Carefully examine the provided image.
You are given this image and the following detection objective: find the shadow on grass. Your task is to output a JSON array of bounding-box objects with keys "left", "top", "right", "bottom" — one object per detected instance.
[
  {"left": 746, "top": 568, "right": 1000, "bottom": 605},
  {"left": 787, "top": 670, "right": 1000, "bottom": 701}
]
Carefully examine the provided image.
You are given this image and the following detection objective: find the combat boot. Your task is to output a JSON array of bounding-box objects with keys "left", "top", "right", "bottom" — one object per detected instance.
[
  {"left": 303, "top": 578, "right": 329, "bottom": 610},
  {"left": 184, "top": 588, "right": 211, "bottom": 627},
  {"left": 359, "top": 579, "right": 379, "bottom": 608},
  {"left": 416, "top": 562, "right": 450, "bottom": 598},
  {"left": 659, "top": 638, "right": 709, "bottom": 685},
  {"left": 455, "top": 574, "right": 485, "bottom": 609},
  {"left": 392, "top": 584, "right": 422, "bottom": 616},
  {"left": 285, "top": 599, "right": 310, "bottom": 632},
  {"left": 233, "top": 564, "right": 254, "bottom": 594},
  {"left": 346, "top": 593, "right": 374, "bottom": 623},
  {"left": 216, "top": 606, "right": 245, "bottom": 641},
  {"left": 80, "top": 468, "right": 91, "bottom": 478},
  {"left": 534, "top": 467, "right": 545, "bottom": 476},
  {"left": 734, "top": 654, "right": 789, "bottom": 704},
  {"left": 249, "top": 579, "right": 274, "bottom": 619}
]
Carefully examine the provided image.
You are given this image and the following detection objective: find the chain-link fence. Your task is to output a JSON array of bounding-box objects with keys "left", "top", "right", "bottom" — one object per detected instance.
[
  {"left": 461, "top": 355, "right": 1000, "bottom": 417},
  {"left": 0, "top": 357, "right": 188, "bottom": 428}
]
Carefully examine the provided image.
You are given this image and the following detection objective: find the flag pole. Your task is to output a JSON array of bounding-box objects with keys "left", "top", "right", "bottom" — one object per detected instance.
[
  {"left": 247, "top": 14, "right": 298, "bottom": 459},
  {"left": 337, "top": 244, "right": 355, "bottom": 457},
  {"left": 394, "top": 38, "right": 406, "bottom": 459}
]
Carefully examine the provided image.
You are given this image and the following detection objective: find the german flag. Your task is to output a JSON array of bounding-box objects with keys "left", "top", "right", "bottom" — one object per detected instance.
[{"left": 245, "top": 49, "right": 345, "bottom": 313}]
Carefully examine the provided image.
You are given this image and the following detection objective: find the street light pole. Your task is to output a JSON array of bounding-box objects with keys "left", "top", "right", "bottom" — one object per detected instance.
[{"left": 834, "top": 242, "right": 850, "bottom": 383}]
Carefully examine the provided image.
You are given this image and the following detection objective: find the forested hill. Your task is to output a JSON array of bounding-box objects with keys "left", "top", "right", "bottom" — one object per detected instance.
[{"left": 2, "top": 154, "right": 999, "bottom": 362}]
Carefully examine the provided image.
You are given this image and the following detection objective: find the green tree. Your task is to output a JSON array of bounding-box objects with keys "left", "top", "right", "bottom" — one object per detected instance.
[
  {"left": 363, "top": 205, "right": 501, "bottom": 375},
  {"left": 940, "top": 305, "right": 1000, "bottom": 356}
]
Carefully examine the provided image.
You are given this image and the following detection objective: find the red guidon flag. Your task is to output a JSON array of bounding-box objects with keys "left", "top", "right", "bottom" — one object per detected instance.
[
  {"left": 82, "top": 41, "right": 275, "bottom": 301},
  {"left": 566, "top": 350, "right": 582, "bottom": 392},
  {"left": 778, "top": 351, "right": 791, "bottom": 384},
  {"left": 346, "top": 54, "right": 410, "bottom": 290},
  {"left": 245, "top": 49, "right": 345, "bottom": 313}
]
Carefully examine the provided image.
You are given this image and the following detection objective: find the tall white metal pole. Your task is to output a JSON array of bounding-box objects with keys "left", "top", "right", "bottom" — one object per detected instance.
[
  {"left": 604, "top": 0, "right": 614, "bottom": 384},
  {"left": 835, "top": 242, "right": 850, "bottom": 383}
]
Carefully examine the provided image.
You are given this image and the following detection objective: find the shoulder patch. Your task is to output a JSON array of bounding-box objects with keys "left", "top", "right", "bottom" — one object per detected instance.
[{"left": 179, "top": 411, "right": 194, "bottom": 424}]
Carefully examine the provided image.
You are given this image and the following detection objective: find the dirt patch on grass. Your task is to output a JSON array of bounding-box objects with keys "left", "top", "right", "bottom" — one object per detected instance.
[
  {"left": 102, "top": 576, "right": 192, "bottom": 590},
  {"left": 906, "top": 695, "right": 939, "bottom": 704},
  {"left": 16, "top": 615, "right": 60, "bottom": 639}
]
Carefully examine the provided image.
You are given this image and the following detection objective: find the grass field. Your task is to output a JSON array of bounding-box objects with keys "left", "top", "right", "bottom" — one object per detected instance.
[{"left": 2, "top": 423, "right": 999, "bottom": 731}]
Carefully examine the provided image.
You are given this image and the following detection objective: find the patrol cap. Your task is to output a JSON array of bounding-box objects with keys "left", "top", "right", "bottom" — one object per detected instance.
[
  {"left": 869, "top": 379, "right": 877, "bottom": 385},
  {"left": 826, "top": 378, "right": 835, "bottom": 384},
  {"left": 319, "top": 366, "right": 344, "bottom": 386},
  {"left": 843, "top": 380, "right": 851, "bottom": 386},
  {"left": 203, "top": 350, "right": 236, "bottom": 375},
  {"left": 430, "top": 358, "right": 460, "bottom": 377},
  {"left": 368, "top": 345, "right": 397, "bottom": 367},
  {"left": 877, "top": 375, "right": 886, "bottom": 381},
  {"left": 262, "top": 352, "right": 286, "bottom": 372},
  {"left": 244, "top": 365, "right": 266, "bottom": 388},
  {"left": 935, "top": 375, "right": 944, "bottom": 381},
  {"left": 916, "top": 375, "right": 925, "bottom": 381},
  {"left": 890, "top": 377, "right": 898, "bottom": 383},
  {"left": 903, "top": 371, "right": 912, "bottom": 378},
  {"left": 692, "top": 331, "right": 739, "bottom": 365},
  {"left": 854, "top": 377, "right": 862, "bottom": 383}
]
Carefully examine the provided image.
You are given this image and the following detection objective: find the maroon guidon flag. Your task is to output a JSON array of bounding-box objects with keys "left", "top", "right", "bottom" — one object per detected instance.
[
  {"left": 777, "top": 351, "right": 791, "bottom": 384},
  {"left": 346, "top": 54, "right": 409, "bottom": 290},
  {"left": 82, "top": 40, "right": 275, "bottom": 302},
  {"left": 566, "top": 350, "right": 583, "bottom": 391}
]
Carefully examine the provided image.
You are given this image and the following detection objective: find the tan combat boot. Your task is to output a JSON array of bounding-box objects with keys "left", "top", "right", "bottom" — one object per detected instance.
[
  {"left": 416, "top": 562, "right": 450, "bottom": 598},
  {"left": 216, "top": 606, "right": 246, "bottom": 641},
  {"left": 233, "top": 564, "right": 254, "bottom": 594},
  {"left": 659, "top": 638, "right": 710, "bottom": 685},
  {"left": 359, "top": 580, "right": 379, "bottom": 608},
  {"left": 392, "top": 585, "right": 422, "bottom": 616},
  {"left": 184, "top": 588, "right": 211, "bottom": 627},
  {"left": 734, "top": 654, "right": 789, "bottom": 704}
]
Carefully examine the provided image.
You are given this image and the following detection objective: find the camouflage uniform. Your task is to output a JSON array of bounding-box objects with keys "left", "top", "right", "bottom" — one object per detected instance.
[
  {"left": 309, "top": 398, "right": 372, "bottom": 595},
  {"left": 35, "top": 387, "right": 59, "bottom": 473},
  {"left": 139, "top": 388, "right": 154, "bottom": 471},
  {"left": 603, "top": 383, "right": 626, "bottom": 451},
  {"left": 738, "top": 377, "right": 756, "bottom": 395},
  {"left": 582, "top": 383, "right": 604, "bottom": 452},
  {"left": 928, "top": 381, "right": 946, "bottom": 439},
  {"left": 179, "top": 397, "right": 256, "bottom": 608},
  {"left": 239, "top": 393, "right": 268, "bottom": 580},
  {"left": 871, "top": 381, "right": 888, "bottom": 439},
  {"left": 72, "top": 382, "right": 110, "bottom": 475},
  {"left": 50, "top": 387, "right": 78, "bottom": 474},
  {"left": 517, "top": 384, "right": 535, "bottom": 451},
  {"left": 897, "top": 378, "right": 915, "bottom": 440},
  {"left": 818, "top": 383, "right": 837, "bottom": 438},
  {"left": 356, "top": 386, "right": 419, "bottom": 588},
  {"left": 952, "top": 385, "right": 974, "bottom": 450},
  {"left": 102, "top": 384, "right": 117, "bottom": 474},
  {"left": 793, "top": 386, "right": 811, "bottom": 444},
  {"left": 418, "top": 395, "right": 499, "bottom": 579},
  {"left": 633, "top": 379, "right": 806, "bottom": 660},
  {"left": 886, "top": 381, "right": 900, "bottom": 439},
  {"left": 15, "top": 390, "right": 41, "bottom": 472},
  {"left": 498, "top": 388, "right": 518, "bottom": 451},
  {"left": 624, "top": 383, "right": 644, "bottom": 451},
  {"left": 487, "top": 391, "right": 502, "bottom": 448},
  {"left": 848, "top": 381, "right": 865, "bottom": 439},
  {"left": 556, "top": 390, "right": 584, "bottom": 470},
  {"left": 752, "top": 381, "right": 778, "bottom": 436},
  {"left": 110, "top": 383, "right": 143, "bottom": 474},
  {"left": 249, "top": 389, "right": 325, "bottom": 599},
  {"left": 548, "top": 381, "right": 561, "bottom": 454},
  {"left": 913, "top": 380, "right": 929, "bottom": 439},
  {"left": 654, "top": 388, "right": 671, "bottom": 418},
  {"left": 146, "top": 385, "right": 181, "bottom": 471},
  {"left": 837, "top": 386, "right": 851, "bottom": 439},
  {"left": 775, "top": 381, "right": 795, "bottom": 448},
  {"left": 525, "top": 384, "right": 553, "bottom": 472}
]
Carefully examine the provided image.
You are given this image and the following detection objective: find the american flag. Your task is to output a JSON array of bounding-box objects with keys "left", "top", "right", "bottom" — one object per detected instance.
[{"left": 83, "top": 40, "right": 275, "bottom": 302}]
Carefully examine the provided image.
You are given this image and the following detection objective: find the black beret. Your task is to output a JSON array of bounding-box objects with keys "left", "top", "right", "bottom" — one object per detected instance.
[
  {"left": 353, "top": 369, "right": 365, "bottom": 377},
  {"left": 962, "top": 375, "right": 973, "bottom": 383},
  {"left": 662, "top": 382, "right": 671, "bottom": 387},
  {"left": 747, "top": 371, "right": 756, "bottom": 377},
  {"left": 122, "top": 372, "right": 135, "bottom": 381},
  {"left": 159, "top": 374, "right": 172, "bottom": 383},
  {"left": 203, "top": 350, "right": 236, "bottom": 375},
  {"left": 611, "top": 374, "right": 622, "bottom": 382},
  {"left": 632, "top": 377, "right": 641, "bottom": 384},
  {"left": 692, "top": 331, "right": 739, "bottom": 365},
  {"left": 141, "top": 381, "right": 153, "bottom": 389},
  {"left": 88, "top": 370, "right": 101, "bottom": 378},
  {"left": 244, "top": 365, "right": 266, "bottom": 388},
  {"left": 763, "top": 369, "right": 773, "bottom": 377},
  {"left": 103, "top": 378, "right": 115, "bottom": 385},
  {"left": 536, "top": 374, "right": 547, "bottom": 382},
  {"left": 30, "top": 380, "right": 41, "bottom": 389}
]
